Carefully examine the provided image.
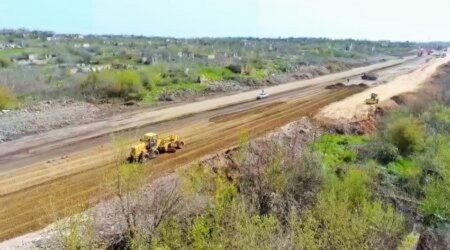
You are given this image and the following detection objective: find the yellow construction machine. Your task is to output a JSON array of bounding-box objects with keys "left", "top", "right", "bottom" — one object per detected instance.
[
  {"left": 128, "top": 132, "right": 185, "bottom": 163},
  {"left": 365, "top": 93, "right": 379, "bottom": 105}
]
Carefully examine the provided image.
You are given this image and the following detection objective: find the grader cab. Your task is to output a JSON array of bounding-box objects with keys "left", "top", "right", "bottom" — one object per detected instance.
[{"left": 128, "top": 132, "right": 185, "bottom": 163}]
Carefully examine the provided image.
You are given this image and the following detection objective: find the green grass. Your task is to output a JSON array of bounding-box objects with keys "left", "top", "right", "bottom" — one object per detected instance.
[
  {"left": 142, "top": 82, "right": 207, "bottom": 104},
  {"left": 387, "top": 158, "right": 419, "bottom": 178},
  {"left": 246, "top": 69, "right": 266, "bottom": 79},
  {"left": 312, "top": 134, "right": 366, "bottom": 168},
  {"left": 0, "top": 48, "right": 25, "bottom": 56},
  {"left": 198, "top": 67, "right": 236, "bottom": 81}
]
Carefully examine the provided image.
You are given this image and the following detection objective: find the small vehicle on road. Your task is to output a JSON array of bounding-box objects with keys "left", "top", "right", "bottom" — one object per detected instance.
[
  {"left": 256, "top": 90, "right": 269, "bottom": 100},
  {"left": 362, "top": 72, "right": 378, "bottom": 81}
]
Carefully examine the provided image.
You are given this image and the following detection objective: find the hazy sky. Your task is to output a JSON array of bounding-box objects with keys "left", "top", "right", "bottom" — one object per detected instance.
[{"left": 1, "top": 0, "right": 449, "bottom": 41}]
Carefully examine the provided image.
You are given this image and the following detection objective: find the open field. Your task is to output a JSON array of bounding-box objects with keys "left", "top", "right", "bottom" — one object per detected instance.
[{"left": 0, "top": 55, "right": 435, "bottom": 241}]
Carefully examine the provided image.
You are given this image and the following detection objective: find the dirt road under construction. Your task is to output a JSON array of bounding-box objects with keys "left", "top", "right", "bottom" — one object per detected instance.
[{"left": 0, "top": 55, "right": 435, "bottom": 241}]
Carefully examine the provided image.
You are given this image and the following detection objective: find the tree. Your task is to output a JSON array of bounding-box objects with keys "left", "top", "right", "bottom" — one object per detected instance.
[{"left": 0, "top": 57, "right": 11, "bottom": 68}]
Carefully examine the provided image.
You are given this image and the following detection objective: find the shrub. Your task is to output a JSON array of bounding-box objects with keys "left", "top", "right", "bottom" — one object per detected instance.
[
  {"left": 357, "top": 138, "right": 399, "bottom": 165},
  {"left": 384, "top": 117, "right": 425, "bottom": 156},
  {"left": 420, "top": 140, "right": 450, "bottom": 224},
  {"left": 312, "top": 134, "right": 365, "bottom": 169},
  {"left": 0, "top": 86, "right": 18, "bottom": 109},
  {"left": 225, "top": 64, "right": 242, "bottom": 74},
  {"left": 81, "top": 70, "right": 146, "bottom": 101},
  {"left": 110, "top": 70, "right": 145, "bottom": 100},
  {"left": 290, "top": 168, "right": 406, "bottom": 249},
  {"left": 421, "top": 172, "right": 450, "bottom": 224},
  {"left": 199, "top": 67, "right": 235, "bottom": 81},
  {"left": 0, "top": 57, "right": 11, "bottom": 68}
]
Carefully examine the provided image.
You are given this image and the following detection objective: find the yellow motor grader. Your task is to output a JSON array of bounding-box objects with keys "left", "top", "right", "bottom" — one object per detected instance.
[
  {"left": 365, "top": 93, "right": 379, "bottom": 105},
  {"left": 128, "top": 132, "right": 185, "bottom": 163}
]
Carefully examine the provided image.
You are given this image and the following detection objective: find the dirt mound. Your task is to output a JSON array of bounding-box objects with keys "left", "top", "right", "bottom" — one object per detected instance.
[
  {"left": 206, "top": 81, "right": 250, "bottom": 93},
  {"left": 325, "top": 82, "right": 345, "bottom": 89},
  {"left": 0, "top": 100, "right": 100, "bottom": 142},
  {"left": 321, "top": 116, "right": 378, "bottom": 135},
  {"left": 200, "top": 117, "right": 319, "bottom": 173},
  {"left": 357, "top": 83, "right": 369, "bottom": 87},
  {"left": 390, "top": 93, "right": 421, "bottom": 105},
  {"left": 325, "top": 82, "right": 369, "bottom": 90}
]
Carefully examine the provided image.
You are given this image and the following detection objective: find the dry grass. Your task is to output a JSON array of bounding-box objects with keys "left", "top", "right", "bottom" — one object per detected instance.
[{"left": 0, "top": 86, "right": 18, "bottom": 109}]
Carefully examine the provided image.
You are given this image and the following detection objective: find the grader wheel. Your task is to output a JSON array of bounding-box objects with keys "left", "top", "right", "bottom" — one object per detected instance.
[
  {"left": 150, "top": 150, "right": 160, "bottom": 159},
  {"left": 167, "top": 147, "right": 177, "bottom": 153},
  {"left": 177, "top": 141, "right": 185, "bottom": 149}
]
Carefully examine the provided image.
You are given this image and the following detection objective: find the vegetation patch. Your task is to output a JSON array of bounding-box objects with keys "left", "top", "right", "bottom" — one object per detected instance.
[
  {"left": 312, "top": 134, "right": 366, "bottom": 168},
  {"left": 0, "top": 85, "right": 19, "bottom": 109},
  {"left": 198, "top": 67, "right": 236, "bottom": 81}
]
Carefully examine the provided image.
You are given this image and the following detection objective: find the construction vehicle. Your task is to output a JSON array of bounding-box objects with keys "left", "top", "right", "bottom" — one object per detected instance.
[
  {"left": 362, "top": 72, "right": 378, "bottom": 81},
  {"left": 365, "top": 93, "right": 379, "bottom": 105},
  {"left": 127, "top": 132, "right": 185, "bottom": 163}
]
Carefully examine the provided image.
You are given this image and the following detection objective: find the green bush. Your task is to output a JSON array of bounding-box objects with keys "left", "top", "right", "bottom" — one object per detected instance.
[
  {"left": 0, "top": 86, "right": 18, "bottom": 109},
  {"left": 81, "top": 70, "right": 146, "bottom": 101},
  {"left": 199, "top": 67, "right": 235, "bottom": 81},
  {"left": 357, "top": 138, "right": 399, "bottom": 165},
  {"left": 387, "top": 158, "right": 417, "bottom": 177},
  {"left": 420, "top": 140, "right": 450, "bottom": 224},
  {"left": 312, "top": 134, "right": 365, "bottom": 168},
  {"left": 0, "top": 57, "right": 10, "bottom": 68},
  {"left": 290, "top": 168, "right": 406, "bottom": 249},
  {"left": 384, "top": 117, "right": 425, "bottom": 156}
]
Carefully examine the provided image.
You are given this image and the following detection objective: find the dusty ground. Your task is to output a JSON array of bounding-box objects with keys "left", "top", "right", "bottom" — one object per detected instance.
[
  {"left": 0, "top": 117, "right": 320, "bottom": 249},
  {"left": 316, "top": 55, "right": 450, "bottom": 122},
  {"left": 0, "top": 56, "right": 427, "bottom": 242},
  {"left": 0, "top": 100, "right": 100, "bottom": 142}
]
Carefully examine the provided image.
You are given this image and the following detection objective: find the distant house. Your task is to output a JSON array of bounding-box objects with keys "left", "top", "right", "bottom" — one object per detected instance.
[
  {"left": 140, "top": 56, "right": 149, "bottom": 64},
  {"left": 28, "top": 54, "right": 38, "bottom": 61},
  {"left": 76, "top": 64, "right": 111, "bottom": 73},
  {"left": 0, "top": 43, "right": 22, "bottom": 50},
  {"left": 207, "top": 54, "right": 215, "bottom": 60},
  {"left": 66, "top": 67, "right": 79, "bottom": 75}
]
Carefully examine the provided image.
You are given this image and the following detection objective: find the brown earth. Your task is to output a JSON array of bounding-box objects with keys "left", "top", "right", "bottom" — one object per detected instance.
[
  {"left": 0, "top": 56, "right": 431, "bottom": 241},
  {"left": 316, "top": 55, "right": 450, "bottom": 122}
]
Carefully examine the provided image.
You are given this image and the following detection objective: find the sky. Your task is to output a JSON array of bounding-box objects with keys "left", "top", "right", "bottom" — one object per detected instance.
[{"left": 0, "top": 0, "right": 449, "bottom": 41}]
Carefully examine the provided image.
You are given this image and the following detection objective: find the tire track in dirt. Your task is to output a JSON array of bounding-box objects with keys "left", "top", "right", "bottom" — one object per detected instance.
[{"left": 0, "top": 86, "right": 363, "bottom": 241}]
